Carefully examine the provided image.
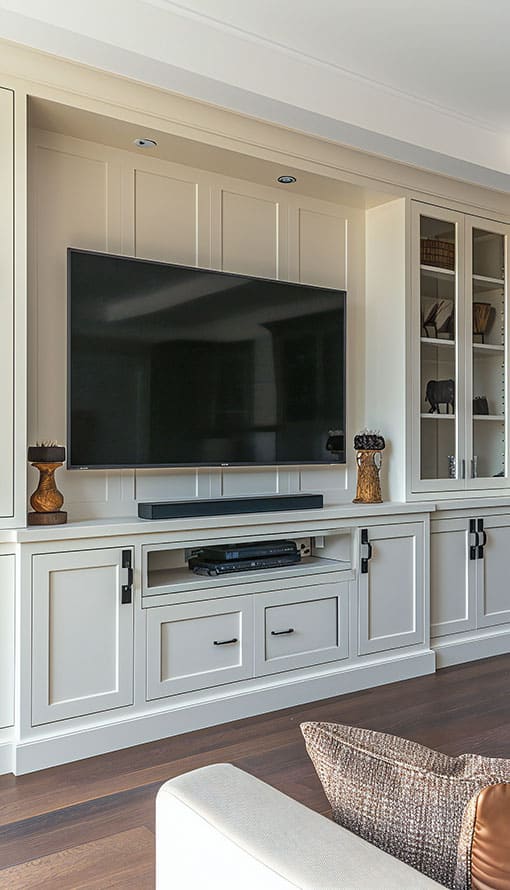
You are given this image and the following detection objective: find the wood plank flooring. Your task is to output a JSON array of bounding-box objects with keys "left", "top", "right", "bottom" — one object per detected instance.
[{"left": 1, "top": 653, "right": 509, "bottom": 888}]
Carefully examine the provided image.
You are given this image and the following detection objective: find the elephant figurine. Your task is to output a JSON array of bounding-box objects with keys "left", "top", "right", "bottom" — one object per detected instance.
[{"left": 426, "top": 379, "right": 455, "bottom": 414}]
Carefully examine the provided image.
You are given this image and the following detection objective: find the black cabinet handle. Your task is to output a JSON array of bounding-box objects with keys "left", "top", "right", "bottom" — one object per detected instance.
[
  {"left": 271, "top": 628, "right": 294, "bottom": 636},
  {"left": 213, "top": 638, "right": 238, "bottom": 646},
  {"left": 470, "top": 519, "right": 488, "bottom": 559},
  {"left": 121, "top": 549, "right": 133, "bottom": 604},
  {"left": 361, "top": 529, "right": 372, "bottom": 574}
]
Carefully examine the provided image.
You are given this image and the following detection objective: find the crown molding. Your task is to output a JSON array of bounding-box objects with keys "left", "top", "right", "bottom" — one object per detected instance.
[{"left": 0, "top": 1, "right": 509, "bottom": 187}]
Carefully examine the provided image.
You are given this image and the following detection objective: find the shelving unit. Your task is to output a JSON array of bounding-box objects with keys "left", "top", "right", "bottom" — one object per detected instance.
[{"left": 415, "top": 203, "right": 509, "bottom": 489}]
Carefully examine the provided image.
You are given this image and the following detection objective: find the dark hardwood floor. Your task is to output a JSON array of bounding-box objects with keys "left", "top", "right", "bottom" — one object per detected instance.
[{"left": 0, "top": 654, "right": 509, "bottom": 888}]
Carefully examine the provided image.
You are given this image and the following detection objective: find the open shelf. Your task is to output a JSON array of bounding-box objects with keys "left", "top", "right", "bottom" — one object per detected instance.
[
  {"left": 145, "top": 555, "right": 350, "bottom": 597},
  {"left": 421, "top": 264, "right": 455, "bottom": 280},
  {"left": 142, "top": 530, "right": 353, "bottom": 601},
  {"left": 420, "top": 337, "right": 454, "bottom": 348},
  {"left": 473, "top": 414, "right": 505, "bottom": 421},
  {"left": 472, "top": 274, "right": 505, "bottom": 289},
  {"left": 473, "top": 343, "right": 504, "bottom": 354},
  {"left": 421, "top": 413, "right": 455, "bottom": 420}
]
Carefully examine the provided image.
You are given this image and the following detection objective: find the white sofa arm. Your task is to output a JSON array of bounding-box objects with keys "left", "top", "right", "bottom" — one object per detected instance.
[{"left": 156, "top": 763, "right": 443, "bottom": 890}]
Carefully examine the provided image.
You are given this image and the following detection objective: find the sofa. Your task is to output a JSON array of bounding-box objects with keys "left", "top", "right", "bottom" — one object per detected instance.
[{"left": 156, "top": 763, "right": 444, "bottom": 889}]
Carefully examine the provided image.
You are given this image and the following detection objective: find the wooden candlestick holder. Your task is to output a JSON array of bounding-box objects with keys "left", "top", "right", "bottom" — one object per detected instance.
[
  {"left": 28, "top": 460, "right": 67, "bottom": 525},
  {"left": 353, "top": 449, "right": 383, "bottom": 504}
]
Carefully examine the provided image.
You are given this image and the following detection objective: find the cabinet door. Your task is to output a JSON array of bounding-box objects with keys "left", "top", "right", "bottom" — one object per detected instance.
[
  {"left": 32, "top": 549, "right": 134, "bottom": 725},
  {"left": 465, "top": 217, "right": 509, "bottom": 489},
  {"left": 358, "top": 523, "right": 424, "bottom": 655},
  {"left": 254, "top": 582, "right": 349, "bottom": 676},
  {"left": 476, "top": 515, "right": 510, "bottom": 628},
  {"left": 0, "top": 554, "right": 15, "bottom": 729},
  {"left": 0, "top": 88, "right": 14, "bottom": 518},
  {"left": 146, "top": 596, "right": 253, "bottom": 700},
  {"left": 412, "top": 201, "right": 466, "bottom": 494},
  {"left": 430, "top": 518, "right": 476, "bottom": 638}
]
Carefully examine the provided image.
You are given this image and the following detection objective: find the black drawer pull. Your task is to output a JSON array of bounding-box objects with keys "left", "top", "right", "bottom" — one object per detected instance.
[
  {"left": 271, "top": 628, "right": 294, "bottom": 636},
  {"left": 213, "top": 638, "right": 238, "bottom": 646}
]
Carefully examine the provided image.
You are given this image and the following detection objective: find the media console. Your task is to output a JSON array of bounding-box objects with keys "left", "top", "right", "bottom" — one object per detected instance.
[{"left": 0, "top": 501, "right": 437, "bottom": 776}]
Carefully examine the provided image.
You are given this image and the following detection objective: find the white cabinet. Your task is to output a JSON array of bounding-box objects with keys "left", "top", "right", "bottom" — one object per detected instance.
[
  {"left": 0, "top": 555, "right": 15, "bottom": 729},
  {"left": 431, "top": 513, "right": 510, "bottom": 644},
  {"left": 254, "top": 581, "right": 349, "bottom": 676},
  {"left": 0, "top": 88, "right": 14, "bottom": 519},
  {"left": 32, "top": 548, "right": 134, "bottom": 725},
  {"left": 146, "top": 595, "right": 253, "bottom": 700},
  {"left": 358, "top": 522, "right": 425, "bottom": 655},
  {"left": 412, "top": 202, "right": 510, "bottom": 495},
  {"left": 430, "top": 518, "right": 476, "bottom": 637},
  {"left": 476, "top": 515, "right": 510, "bottom": 628}
]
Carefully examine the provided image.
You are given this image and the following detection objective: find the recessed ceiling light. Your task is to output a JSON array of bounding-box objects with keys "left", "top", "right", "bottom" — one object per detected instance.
[
  {"left": 133, "top": 138, "right": 158, "bottom": 149},
  {"left": 277, "top": 175, "right": 297, "bottom": 184}
]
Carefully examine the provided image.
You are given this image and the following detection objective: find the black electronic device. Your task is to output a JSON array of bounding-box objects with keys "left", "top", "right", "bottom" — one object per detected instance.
[
  {"left": 197, "top": 539, "right": 297, "bottom": 562},
  {"left": 189, "top": 551, "right": 301, "bottom": 576},
  {"left": 68, "top": 249, "right": 346, "bottom": 469},
  {"left": 137, "top": 493, "right": 323, "bottom": 520}
]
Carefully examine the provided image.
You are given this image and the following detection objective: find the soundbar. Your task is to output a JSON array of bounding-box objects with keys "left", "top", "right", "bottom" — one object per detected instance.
[{"left": 138, "top": 493, "right": 323, "bottom": 520}]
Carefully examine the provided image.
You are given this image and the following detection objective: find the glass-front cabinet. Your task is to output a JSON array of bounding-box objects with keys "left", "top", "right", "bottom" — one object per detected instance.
[{"left": 412, "top": 202, "right": 508, "bottom": 493}]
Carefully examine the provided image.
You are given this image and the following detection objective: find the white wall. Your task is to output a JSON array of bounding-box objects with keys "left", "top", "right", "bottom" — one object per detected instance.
[{"left": 28, "top": 129, "right": 364, "bottom": 520}]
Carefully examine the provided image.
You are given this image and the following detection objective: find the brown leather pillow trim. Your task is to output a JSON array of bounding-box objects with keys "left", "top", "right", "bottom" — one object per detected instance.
[{"left": 470, "top": 783, "right": 510, "bottom": 890}]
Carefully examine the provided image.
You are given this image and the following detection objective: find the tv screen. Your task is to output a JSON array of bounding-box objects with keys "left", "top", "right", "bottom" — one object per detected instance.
[{"left": 67, "top": 249, "right": 346, "bottom": 468}]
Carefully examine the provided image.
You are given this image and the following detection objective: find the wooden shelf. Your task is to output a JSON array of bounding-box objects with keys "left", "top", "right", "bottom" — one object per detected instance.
[
  {"left": 420, "top": 264, "right": 455, "bottom": 280},
  {"left": 472, "top": 274, "right": 505, "bottom": 289},
  {"left": 421, "top": 413, "right": 455, "bottom": 420},
  {"left": 420, "top": 337, "right": 455, "bottom": 348},
  {"left": 472, "top": 343, "right": 504, "bottom": 354},
  {"left": 145, "top": 555, "right": 351, "bottom": 596},
  {"left": 473, "top": 415, "right": 505, "bottom": 421}
]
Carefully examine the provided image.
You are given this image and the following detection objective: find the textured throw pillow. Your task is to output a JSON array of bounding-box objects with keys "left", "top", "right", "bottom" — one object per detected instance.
[{"left": 301, "top": 721, "right": 510, "bottom": 889}]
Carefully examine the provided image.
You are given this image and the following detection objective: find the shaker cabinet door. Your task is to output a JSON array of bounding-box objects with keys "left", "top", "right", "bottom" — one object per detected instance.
[
  {"left": 430, "top": 518, "right": 476, "bottom": 638},
  {"left": 476, "top": 516, "right": 510, "bottom": 629},
  {"left": 0, "top": 87, "right": 14, "bottom": 519},
  {"left": 358, "top": 523, "right": 425, "bottom": 655},
  {"left": 32, "top": 549, "right": 134, "bottom": 725}
]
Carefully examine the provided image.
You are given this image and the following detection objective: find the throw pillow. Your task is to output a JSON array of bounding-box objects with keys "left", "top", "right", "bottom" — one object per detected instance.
[{"left": 301, "top": 721, "right": 510, "bottom": 889}]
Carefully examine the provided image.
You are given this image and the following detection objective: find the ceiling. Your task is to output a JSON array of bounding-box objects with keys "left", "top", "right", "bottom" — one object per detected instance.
[{"left": 2, "top": 0, "right": 510, "bottom": 189}]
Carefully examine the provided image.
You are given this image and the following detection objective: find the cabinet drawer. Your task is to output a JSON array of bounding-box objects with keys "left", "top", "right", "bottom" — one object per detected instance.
[
  {"left": 254, "top": 583, "right": 349, "bottom": 676},
  {"left": 146, "top": 596, "right": 253, "bottom": 699}
]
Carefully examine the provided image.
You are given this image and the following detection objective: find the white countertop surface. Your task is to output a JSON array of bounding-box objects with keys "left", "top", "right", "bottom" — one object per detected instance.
[{"left": 0, "top": 500, "right": 435, "bottom": 544}]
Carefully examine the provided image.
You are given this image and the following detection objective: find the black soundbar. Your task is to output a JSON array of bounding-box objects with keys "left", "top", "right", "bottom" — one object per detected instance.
[{"left": 138, "top": 493, "right": 323, "bottom": 520}]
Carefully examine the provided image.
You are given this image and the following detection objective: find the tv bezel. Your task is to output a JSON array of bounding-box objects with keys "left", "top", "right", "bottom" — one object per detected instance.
[{"left": 67, "top": 247, "right": 347, "bottom": 470}]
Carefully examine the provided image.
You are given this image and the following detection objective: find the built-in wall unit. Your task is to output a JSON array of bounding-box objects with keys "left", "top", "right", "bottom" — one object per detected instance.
[{"left": 0, "top": 38, "right": 509, "bottom": 775}]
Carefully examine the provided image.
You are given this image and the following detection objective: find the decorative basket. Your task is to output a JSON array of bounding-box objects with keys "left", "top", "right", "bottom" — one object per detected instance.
[{"left": 420, "top": 238, "right": 455, "bottom": 270}]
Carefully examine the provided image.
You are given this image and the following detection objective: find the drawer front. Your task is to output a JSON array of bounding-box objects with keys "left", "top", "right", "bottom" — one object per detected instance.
[
  {"left": 254, "top": 582, "right": 349, "bottom": 676},
  {"left": 146, "top": 596, "right": 253, "bottom": 699}
]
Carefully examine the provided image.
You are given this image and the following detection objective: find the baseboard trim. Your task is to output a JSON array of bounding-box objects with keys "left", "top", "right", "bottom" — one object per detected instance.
[
  {"left": 12, "top": 649, "right": 435, "bottom": 775},
  {"left": 433, "top": 626, "right": 510, "bottom": 669},
  {"left": 0, "top": 738, "right": 14, "bottom": 775}
]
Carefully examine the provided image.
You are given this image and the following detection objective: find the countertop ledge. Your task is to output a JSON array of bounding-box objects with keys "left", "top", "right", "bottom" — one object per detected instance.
[{"left": 0, "top": 501, "right": 434, "bottom": 544}]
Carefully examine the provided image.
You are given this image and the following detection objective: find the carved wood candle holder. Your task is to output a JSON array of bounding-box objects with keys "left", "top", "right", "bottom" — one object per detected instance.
[
  {"left": 353, "top": 449, "right": 383, "bottom": 504},
  {"left": 28, "top": 445, "right": 67, "bottom": 525},
  {"left": 352, "top": 431, "right": 385, "bottom": 504}
]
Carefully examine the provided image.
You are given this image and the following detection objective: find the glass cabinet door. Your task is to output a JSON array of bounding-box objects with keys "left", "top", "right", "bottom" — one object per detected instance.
[
  {"left": 415, "top": 205, "right": 464, "bottom": 488},
  {"left": 466, "top": 219, "right": 508, "bottom": 486}
]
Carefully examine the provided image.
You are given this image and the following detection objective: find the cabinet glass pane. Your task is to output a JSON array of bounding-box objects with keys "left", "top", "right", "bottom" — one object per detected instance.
[
  {"left": 420, "top": 216, "right": 458, "bottom": 480},
  {"left": 471, "top": 228, "right": 506, "bottom": 480}
]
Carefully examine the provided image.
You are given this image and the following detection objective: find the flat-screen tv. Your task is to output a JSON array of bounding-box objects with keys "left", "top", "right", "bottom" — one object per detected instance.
[{"left": 67, "top": 249, "right": 346, "bottom": 469}]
